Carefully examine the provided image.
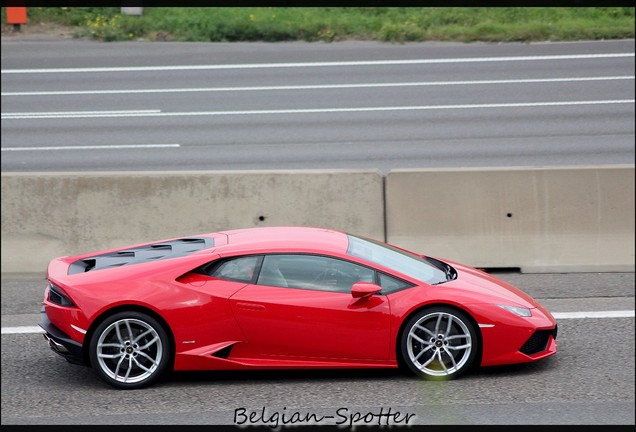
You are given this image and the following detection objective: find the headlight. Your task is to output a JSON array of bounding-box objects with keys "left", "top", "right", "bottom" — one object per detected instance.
[{"left": 497, "top": 304, "right": 531, "bottom": 317}]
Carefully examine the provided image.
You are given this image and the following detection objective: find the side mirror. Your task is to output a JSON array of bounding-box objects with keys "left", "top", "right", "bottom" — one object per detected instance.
[{"left": 351, "top": 282, "right": 382, "bottom": 299}]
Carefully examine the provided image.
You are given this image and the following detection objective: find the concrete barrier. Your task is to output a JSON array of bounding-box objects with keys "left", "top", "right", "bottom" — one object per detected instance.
[
  {"left": 386, "top": 165, "right": 635, "bottom": 273},
  {"left": 1, "top": 170, "right": 385, "bottom": 274},
  {"left": 3, "top": 166, "right": 634, "bottom": 274}
]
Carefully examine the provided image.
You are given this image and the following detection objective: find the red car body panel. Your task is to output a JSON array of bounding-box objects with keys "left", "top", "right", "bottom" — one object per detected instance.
[{"left": 41, "top": 226, "right": 557, "bottom": 376}]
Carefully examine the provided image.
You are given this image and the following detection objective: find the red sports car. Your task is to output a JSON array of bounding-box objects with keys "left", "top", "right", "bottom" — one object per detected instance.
[{"left": 40, "top": 226, "right": 557, "bottom": 389}]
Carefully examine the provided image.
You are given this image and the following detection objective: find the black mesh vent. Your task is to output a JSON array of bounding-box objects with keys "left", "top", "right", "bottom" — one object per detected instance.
[
  {"left": 48, "top": 283, "right": 75, "bottom": 307},
  {"left": 520, "top": 326, "right": 557, "bottom": 355},
  {"left": 48, "top": 287, "right": 63, "bottom": 304},
  {"left": 68, "top": 237, "right": 214, "bottom": 274}
]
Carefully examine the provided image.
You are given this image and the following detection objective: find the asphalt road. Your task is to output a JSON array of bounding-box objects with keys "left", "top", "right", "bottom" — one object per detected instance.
[
  {"left": 1, "top": 37, "right": 634, "bottom": 427},
  {"left": 1, "top": 272, "right": 634, "bottom": 425},
  {"left": 1, "top": 39, "right": 634, "bottom": 172}
]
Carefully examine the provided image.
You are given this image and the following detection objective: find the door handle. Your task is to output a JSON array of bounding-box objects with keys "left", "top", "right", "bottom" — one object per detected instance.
[{"left": 235, "top": 302, "right": 266, "bottom": 311}]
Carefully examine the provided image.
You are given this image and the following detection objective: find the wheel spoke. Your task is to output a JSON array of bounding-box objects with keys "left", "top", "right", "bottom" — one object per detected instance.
[
  {"left": 437, "top": 350, "right": 448, "bottom": 374},
  {"left": 446, "top": 334, "right": 468, "bottom": 341},
  {"left": 410, "top": 333, "right": 428, "bottom": 345},
  {"left": 422, "top": 352, "right": 438, "bottom": 368},
  {"left": 414, "top": 345, "right": 433, "bottom": 361},
  {"left": 415, "top": 324, "right": 435, "bottom": 338},
  {"left": 125, "top": 320, "right": 133, "bottom": 341},
  {"left": 114, "top": 355, "right": 125, "bottom": 378},
  {"left": 132, "top": 357, "right": 151, "bottom": 372},
  {"left": 98, "top": 342, "right": 122, "bottom": 349},
  {"left": 444, "top": 315, "right": 453, "bottom": 336},
  {"left": 447, "top": 342, "right": 471, "bottom": 351},
  {"left": 115, "top": 322, "right": 124, "bottom": 344},
  {"left": 139, "top": 336, "right": 159, "bottom": 350},
  {"left": 123, "top": 357, "right": 133, "bottom": 382},
  {"left": 133, "top": 329, "right": 154, "bottom": 343},
  {"left": 136, "top": 350, "right": 157, "bottom": 365},
  {"left": 434, "top": 314, "right": 443, "bottom": 334},
  {"left": 443, "top": 347, "right": 457, "bottom": 370},
  {"left": 98, "top": 352, "right": 123, "bottom": 359}
]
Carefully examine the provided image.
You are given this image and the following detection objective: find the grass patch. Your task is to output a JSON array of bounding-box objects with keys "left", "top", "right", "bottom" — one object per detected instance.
[{"left": 1, "top": 7, "right": 634, "bottom": 43}]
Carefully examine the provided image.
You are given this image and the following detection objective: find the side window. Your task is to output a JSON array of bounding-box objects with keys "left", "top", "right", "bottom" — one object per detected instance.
[
  {"left": 378, "top": 272, "right": 414, "bottom": 294},
  {"left": 257, "top": 255, "right": 289, "bottom": 287},
  {"left": 209, "top": 256, "right": 260, "bottom": 283},
  {"left": 261, "top": 254, "right": 375, "bottom": 293}
]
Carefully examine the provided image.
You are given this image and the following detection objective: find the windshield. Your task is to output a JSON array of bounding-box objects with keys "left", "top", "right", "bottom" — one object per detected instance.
[{"left": 346, "top": 235, "right": 449, "bottom": 285}]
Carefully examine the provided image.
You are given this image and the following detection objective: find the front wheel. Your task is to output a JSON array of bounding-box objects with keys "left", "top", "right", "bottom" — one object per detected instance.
[
  {"left": 89, "top": 311, "right": 170, "bottom": 389},
  {"left": 400, "top": 306, "right": 479, "bottom": 381}
]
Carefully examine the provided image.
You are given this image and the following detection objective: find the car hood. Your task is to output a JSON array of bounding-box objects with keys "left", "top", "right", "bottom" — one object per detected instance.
[{"left": 441, "top": 262, "right": 540, "bottom": 308}]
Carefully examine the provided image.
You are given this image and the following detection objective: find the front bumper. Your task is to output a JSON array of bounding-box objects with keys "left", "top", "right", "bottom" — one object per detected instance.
[
  {"left": 474, "top": 301, "right": 558, "bottom": 367},
  {"left": 39, "top": 308, "right": 85, "bottom": 366}
]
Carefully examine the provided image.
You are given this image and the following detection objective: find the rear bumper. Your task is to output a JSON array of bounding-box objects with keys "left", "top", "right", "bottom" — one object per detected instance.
[{"left": 39, "top": 309, "right": 85, "bottom": 366}]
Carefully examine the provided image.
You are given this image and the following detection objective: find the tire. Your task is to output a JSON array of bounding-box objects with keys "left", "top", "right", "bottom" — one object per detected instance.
[
  {"left": 89, "top": 311, "right": 170, "bottom": 389},
  {"left": 400, "top": 306, "right": 478, "bottom": 381}
]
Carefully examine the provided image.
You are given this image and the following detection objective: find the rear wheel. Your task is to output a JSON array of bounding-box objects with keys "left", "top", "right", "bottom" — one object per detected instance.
[
  {"left": 89, "top": 311, "right": 170, "bottom": 389},
  {"left": 400, "top": 306, "right": 478, "bottom": 380}
]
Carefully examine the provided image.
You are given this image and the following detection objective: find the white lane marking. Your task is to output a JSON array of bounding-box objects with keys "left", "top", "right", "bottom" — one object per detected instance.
[
  {"left": 2, "top": 310, "right": 633, "bottom": 334},
  {"left": 1, "top": 109, "right": 160, "bottom": 118},
  {"left": 1, "top": 144, "right": 180, "bottom": 152},
  {"left": 552, "top": 310, "right": 635, "bottom": 319},
  {"left": 1, "top": 53, "right": 633, "bottom": 74},
  {"left": 2, "top": 99, "right": 633, "bottom": 120},
  {"left": 2, "top": 326, "right": 43, "bottom": 334},
  {"left": 2, "top": 76, "right": 633, "bottom": 97}
]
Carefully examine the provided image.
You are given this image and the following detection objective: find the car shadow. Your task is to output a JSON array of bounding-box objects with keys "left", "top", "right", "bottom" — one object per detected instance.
[
  {"left": 163, "top": 357, "right": 557, "bottom": 387},
  {"left": 166, "top": 367, "right": 406, "bottom": 386},
  {"left": 472, "top": 356, "right": 557, "bottom": 378}
]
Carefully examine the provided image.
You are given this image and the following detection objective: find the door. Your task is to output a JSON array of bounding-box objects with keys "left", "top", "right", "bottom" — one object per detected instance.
[{"left": 229, "top": 254, "right": 391, "bottom": 360}]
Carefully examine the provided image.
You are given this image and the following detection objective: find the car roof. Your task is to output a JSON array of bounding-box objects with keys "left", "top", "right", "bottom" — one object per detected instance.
[{"left": 216, "top": 226, "right": 350, "bottom": 255}]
